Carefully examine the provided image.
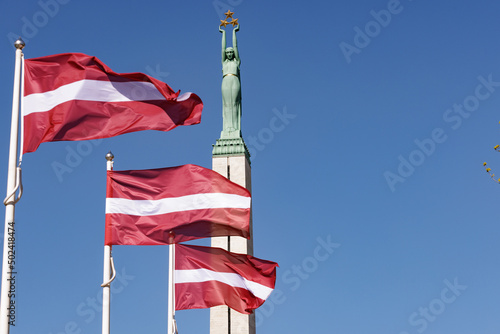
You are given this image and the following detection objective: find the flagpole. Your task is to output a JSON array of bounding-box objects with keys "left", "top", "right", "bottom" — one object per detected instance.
[
  {"left": 167, "top": 242, "right": 175, "bottom": 334},
  {"left": 102, "top": 152, "right": 114, "bottom": 334},
  {"left": 0, "top": 38, "right": 25, "bottom": 334}
]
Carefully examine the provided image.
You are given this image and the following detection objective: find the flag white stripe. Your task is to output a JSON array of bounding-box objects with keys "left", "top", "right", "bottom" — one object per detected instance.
[
  {"left": 175, "top": 268, "right": 273, "bottom": 301},
  {"left": 23, "top": 79, "right": 165, "bottom": 116},
  {"left": 105, "top": 193, "right": 251, "bottom": 216},
  {"left": 176, "top": 92, "right": 192, "bottom": 101}
]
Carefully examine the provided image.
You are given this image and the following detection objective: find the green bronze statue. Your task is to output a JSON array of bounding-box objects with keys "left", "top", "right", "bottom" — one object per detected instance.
[
  {"left": 220, "top": 23, "right": 241, "bottom": 138},
  {"left": 213, "top": 12, "right": 250, "bottom": 160}
]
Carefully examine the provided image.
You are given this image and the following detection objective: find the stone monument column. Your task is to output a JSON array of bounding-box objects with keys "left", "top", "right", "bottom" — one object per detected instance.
[{"left": 210, "top": 10, "right": 256, "bottom": 334}]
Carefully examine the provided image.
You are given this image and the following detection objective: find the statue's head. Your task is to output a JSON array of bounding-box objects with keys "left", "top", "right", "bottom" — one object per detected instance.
[{"left": 225, "top": 47, "right": 234, "bottom": 60}]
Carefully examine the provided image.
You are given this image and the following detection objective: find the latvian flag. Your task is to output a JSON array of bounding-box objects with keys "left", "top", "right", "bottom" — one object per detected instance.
[
  {"left": 105, "top": 164, "right": 251, "bottom": 245},
  {"left": 23, "top": 53, "right": 203, "bottom": 153},
  {"left": 175, "top": 244, "right": 278, "bottom": 314}
]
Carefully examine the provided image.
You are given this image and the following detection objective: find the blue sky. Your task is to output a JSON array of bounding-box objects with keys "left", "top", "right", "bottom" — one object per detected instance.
[{"left": 1, "top": 0, "right": 500, "bottom": 333}]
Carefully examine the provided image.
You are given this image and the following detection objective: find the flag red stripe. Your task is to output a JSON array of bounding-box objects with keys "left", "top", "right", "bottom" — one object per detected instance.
[
  {"left": 105, "top": 209, "right": 250, "bottom": 245},
  {"left": 175, "top": 280, "right": 265, "bottom": 314},
  {"left": 23, "top": 98, "right": 202, "bottom": 153},
  {"left": 107, "top": 165, "right": 250, "bottom": 200},
  {"left": 175, "top": 244, "right": 276, "bottom": 284},
  {"left": 24, "top": 53, "right": 177, "bottom": 96}
]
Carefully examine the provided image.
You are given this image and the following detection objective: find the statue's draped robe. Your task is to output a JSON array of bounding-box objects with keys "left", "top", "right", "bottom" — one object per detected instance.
[{"left": 221, "top": 58, "right": 241, "bottom": 137}]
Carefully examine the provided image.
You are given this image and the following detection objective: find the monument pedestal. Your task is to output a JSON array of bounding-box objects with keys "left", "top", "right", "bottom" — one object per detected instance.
[
  {"left": 210, "top": 141, "right": 255, "bottom": 334},
  {"left": 212, "top": 137, "right": 250, "bottom": 161}
]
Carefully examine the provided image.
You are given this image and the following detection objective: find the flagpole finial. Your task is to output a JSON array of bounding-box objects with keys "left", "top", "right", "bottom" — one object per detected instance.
[
  {"left": 105, "top": 151, "right": 114, "bottom": 161},
  {"left": 14, "top": 38, "right": 25, "bottom": 50}
]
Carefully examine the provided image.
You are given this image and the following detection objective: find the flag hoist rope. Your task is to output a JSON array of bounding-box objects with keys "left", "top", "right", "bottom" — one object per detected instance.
[
  {"left": 102, "top": 152, "right": 115, "bottom": 334},
  {"left": 2, "top": 167, "right": 22, "bottom": 207},
  {"left": 0, "top": 39, "right": 25, "bottom": 334},
  {"left": 101, "top": 255, "right": 116, "bottom": 287}
]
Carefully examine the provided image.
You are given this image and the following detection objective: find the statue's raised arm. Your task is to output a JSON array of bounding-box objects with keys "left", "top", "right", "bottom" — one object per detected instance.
[
  {"left": 220, "top": 26, "right": 227, "bottom": 63},
  {"left": 232, "top": 25, "right": 240, "bottom": 62}
]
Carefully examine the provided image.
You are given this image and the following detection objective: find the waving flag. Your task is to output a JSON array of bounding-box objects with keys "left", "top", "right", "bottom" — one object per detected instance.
[
  {"left": 23, "top": 53, "right": 203, "bottom": 153},
  {"left": 175, "top": 244, "right": 278, "bottom": 314},
  {"left": 105, "top": 164, "right": 251, "bottom": 245}
]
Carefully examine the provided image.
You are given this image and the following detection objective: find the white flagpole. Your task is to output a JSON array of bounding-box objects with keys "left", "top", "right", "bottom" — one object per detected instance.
[
  {"left": 102, "top": 152, "right": 114, "bottom": 334},
  {"left": 0, "top": 38, "right": 25, "bottom": 334},
  {"left": 167, "top": 243, "right": 176, "bottom": 334}
]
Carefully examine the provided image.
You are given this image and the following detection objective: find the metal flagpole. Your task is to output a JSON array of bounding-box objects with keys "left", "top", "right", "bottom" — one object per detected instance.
[
  {"left": 101, "top": 152, "right": 115, "bottom": 334},
  {"left": 0, "top": 38, "right": 25, "bottom": 334},
  {"left": 167, "top": 243, "right": 176, "bottom": 334}
]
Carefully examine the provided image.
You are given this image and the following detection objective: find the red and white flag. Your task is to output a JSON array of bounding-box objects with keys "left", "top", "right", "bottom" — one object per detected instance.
[
  {"left": 105, "top": 164, "right": 251, "bottom": 245},
  {"left": 175, "top": 244, "right": 278, "bottom": 314},
  {"left": 23, "top": 53, "right": 203, "bottom": 153}
]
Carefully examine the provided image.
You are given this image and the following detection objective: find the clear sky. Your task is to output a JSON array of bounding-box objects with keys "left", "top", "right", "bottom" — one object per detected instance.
[{"left": 0, "top": 0, "right": 500, "bottom": 333}]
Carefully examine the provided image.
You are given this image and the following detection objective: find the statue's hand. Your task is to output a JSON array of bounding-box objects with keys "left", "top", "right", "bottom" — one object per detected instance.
[{"left": 234, "top": 24, "right": 240, "bottom": 32}]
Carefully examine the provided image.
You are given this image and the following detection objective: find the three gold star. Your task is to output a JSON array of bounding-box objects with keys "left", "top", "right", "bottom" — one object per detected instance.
[{"left": 220, "top": 10, "right": 239, "bottom": 27}]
